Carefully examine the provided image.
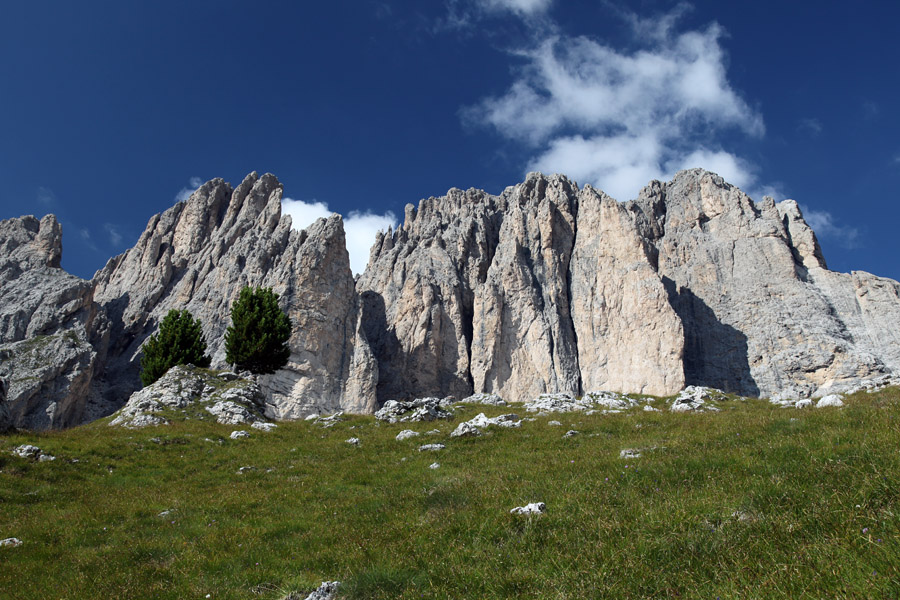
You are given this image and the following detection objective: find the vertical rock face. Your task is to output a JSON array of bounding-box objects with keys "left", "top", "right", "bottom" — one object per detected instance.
[
  {"left": 569, "top": 186, "right": 685, "bottom": 396},
  {"left": 630, "top": 170, "right": 887, "bottom": 397},
  {"left": 3, "top": 167, "right": 900, "bottom": 430},
  {"left": 91, "top": 172, "right": 370, "bottom": 417},
  {"left": 469, "top": 175, "right": 582, "bottom": 399},
  {"left": 0, "top": 215, "right": 108, "bottom": 428}
]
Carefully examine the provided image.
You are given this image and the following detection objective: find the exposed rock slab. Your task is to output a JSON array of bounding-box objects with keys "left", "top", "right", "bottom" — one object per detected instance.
[{"left": 0, "top": 215, "right": 109, "bottom": 428}]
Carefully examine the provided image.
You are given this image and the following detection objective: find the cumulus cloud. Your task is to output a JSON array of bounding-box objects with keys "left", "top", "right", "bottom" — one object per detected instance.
[
  {"left": 801, "top": 205, "right": 859, "bottom": 249},
  {"left": 282, "top": 198, "right": 397, "bottom": 275},
  {"left": 464, "top": 7, "right": 765, "bottom": 200}
]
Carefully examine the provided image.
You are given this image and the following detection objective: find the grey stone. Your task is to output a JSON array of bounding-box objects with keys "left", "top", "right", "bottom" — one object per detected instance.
[
  {"left": 619, "top": 449, "right": 642, "bottom": 459},
  {"left": 346, "top": 437, "right": 360, "bottom": 446},
  {"left": 0, "top": 537, "right": 23, "bottom": 548},
  {"left": 418, "top": 443, "right": 445, "bottom": 452},
  {"left": 251, "top": 421, "right": 277, "bottom": 432},
  {"left": 428, "top": 462, "right": 440, "bottom": 469},
  {"left": 815, "top": 394, "right": 844, "bottom": 408},
  {"left": 459, "top": 393, "right": 506, "bottom": 406},
  {"left": 395, "top": 429, "right": 420, "bottom": 441},
  {"left": 205, "top": 400, "right": 257, "bottom": 425},
  {"left": 229, "top": 430, "right": 250, "bottom": 439},
  {"left": 299, "top": 581, "right": 340, "bottom": 600},
  {"left": 12, "top": 444, "right": 42, "bottom": 459},
  {"left": 510, "top": 502, "right": 546, "bottom": 515},
  {"left": 564, "top": 430, "right": 579, "bottom": 438}
]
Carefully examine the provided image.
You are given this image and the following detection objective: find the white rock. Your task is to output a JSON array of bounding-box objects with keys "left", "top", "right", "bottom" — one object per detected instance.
[
  {"left": 37, "top": 454, "right": 56, "bottom": 462},
  {"left": 206, "top": 400, "right": 256, "bottom": 425},
  {"left": 619, "top": 449, "right": 642, "bottom": 459},
  {"left": 229, "top": 430, "right": 250, "bottom": 439},
  {"left": 395, "top": 429, "right": 420, "bottom": 441},
  {"left": 451, "top": 412, "right": 522, "bottom": 438},
  {"left": 459, "top": 393, "right": 506, "bottom": 406},
  {"left": 12, "top": 444, "right": 42, "bottom": 459},
  {"left": 548, "top": 420, "right": 562, "bottom": 426},
  {"left": 251, "top": 421, "right": 277, "bottom": 432},
  {"left": 816, "top": 394, "right": 844, "bottom": 408},
  {"left": 450, "top": 421, "right": 482, "bottom": 438},
  {"left": 303, "top": 581, "right": 341, "bottom": 600},
  {"left": 564, "top": 430, "right": 579, "bottom": 438},
  {"left": 418, "top": 443, "right": 445, "bottom": 452},
  {"left": 795, "top": 399, "right": 813, "bottom": 409},
  {"left": 643, "top": 405, "right": 660, "bottom": 412},
  {"left": 346, "top": 437, "right": 360, "bottom": 446},
  {"left": 428, "top": 462, "right": 440, "bottom": 469},
  {"left": 0, "top": 537, "right": 23, "bottom": 548},
  {"left": 510, "top": 502, "right": 546, "bottom": 515}
]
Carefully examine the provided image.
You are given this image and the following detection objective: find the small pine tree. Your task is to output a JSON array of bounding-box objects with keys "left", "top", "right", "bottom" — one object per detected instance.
[
  {"left": 224, "top": 286, "right": 291, "bottom": 374},
  {"left": 140, "top": 309, "right": 211, "bottom": 386}
]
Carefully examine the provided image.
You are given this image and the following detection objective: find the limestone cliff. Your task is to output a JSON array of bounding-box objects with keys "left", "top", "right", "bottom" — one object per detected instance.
[
  {"left": 91, "top": 172, "right": 375, "bottom": 418},
  {"left": 2, "top": 168, "right": 899, "bottom": 430}
]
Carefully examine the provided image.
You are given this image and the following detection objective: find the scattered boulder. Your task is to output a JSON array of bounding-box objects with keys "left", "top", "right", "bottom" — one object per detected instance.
[
  {"left": 459, "top": 393, "right": 507, "bottom": 406},
  {"left": 510, "top": 502, "right": 546, "bottom": 515},
  {"left": 0, "top": 537, "right": 23, "bottom": 548},
  {"left": 251, "top": 421, "right": 277, "bottom": 432},
  {"left": 523, "top": 392, "right": 593, "bottom": 414},
  {"left": 395, "top": 429, "right": 420, "bottom": 441},
  {"left": 37, "top": 454, "right": 56, "bottom": 462},
  {"left": 548, "top": 420, "right": 562, "bottom": 426},
  {"left": 619, "top": 449, "right": 642, "bottom": 459},
  {"left": 230, "top": 430, "right": 250, "bottom": 439},
  {"left": 564, "top": 430, "right": 579, "bottom": 438},
  {"left": 428, "top": 462, "right": 440, "bottom": 469},
  {"left": 642, "top": 405, "right": 660, "bottom": 412},
  {"left": 418, "top": 443, "right": 445, "bottom": 452},
  {"left": 314, "top": 412, "right": 345, "bottom": 428},
  {"left": 583, "top": 391, "right": 637, "bottom": 411},
  {"left": 290, "top": 581, "right": 340, "bottom": 600},
  {"left": 346, "top": 437, "right": 360, "bottom": 446},
  {"left": 450, "top": 412, "right": 522, "bottom": 437},
  {"left": 795, "top": 399, "right": 813, "bottom": 409},
  {"left": 816, "top": 394, "right": 845, "bottom": 408},
  {"left": 12, "top": 444, "right": 42, "bottom": 459},
  {"left": 375, "top": 397, "right": 455, "bottom": 423},
  {"left": 670, "top": 386, "right": 727, "bottom": 412},
  {"left": 449, "top": 421, "right": 482, "bottom": 438}
]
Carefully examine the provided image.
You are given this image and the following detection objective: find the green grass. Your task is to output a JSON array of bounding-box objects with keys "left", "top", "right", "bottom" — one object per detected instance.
[{"left": 2, "top": 389, "right": 899, "bottom": 599}]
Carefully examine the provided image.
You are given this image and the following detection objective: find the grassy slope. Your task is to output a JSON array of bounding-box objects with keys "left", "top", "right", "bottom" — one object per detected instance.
[{"left": 1, "top": 389, "right": 899, "bottom": 599}]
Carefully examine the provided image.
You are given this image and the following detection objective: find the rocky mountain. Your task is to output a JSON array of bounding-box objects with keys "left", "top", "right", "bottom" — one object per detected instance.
[{"left": 1, "top": 168, "right": 898, "bottom": 429}]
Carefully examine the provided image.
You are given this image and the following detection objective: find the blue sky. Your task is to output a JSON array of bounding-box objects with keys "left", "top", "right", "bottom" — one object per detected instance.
[{"left": 2, "top": 0, "right": 898, "bottom": 279}]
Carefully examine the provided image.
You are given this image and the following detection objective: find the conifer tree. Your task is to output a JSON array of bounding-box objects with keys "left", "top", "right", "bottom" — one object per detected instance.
[
  {"left": 140, "top": 309, "right": 211, "bottom": 386},
  {"left": 224, "top": 286, "right": 291, "bottom": 374}
]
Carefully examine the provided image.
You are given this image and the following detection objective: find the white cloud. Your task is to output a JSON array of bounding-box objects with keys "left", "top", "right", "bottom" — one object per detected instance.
[
  {"left": 465, "top": 8, "right": 765, "bottom": 200},
  {"left": 175, "top": 177, "right": 204, "bottom": 202},
  {"left": 478, "top": 0, "right": 553, "bottom": 16},
  {"left": 800, "top": 205, "right": 859, "bottom": 249},
  {"left": 282, "top": 198, "right": 397, "bottom": 275},
  {"left": 798, "top": 117, "right": 823, "bottom": 137},
  {"left": 103, "top": 223, "right": 123, "bottom": 247}
]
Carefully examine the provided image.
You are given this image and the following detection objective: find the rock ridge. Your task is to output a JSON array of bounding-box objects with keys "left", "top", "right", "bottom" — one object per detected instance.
[{"left": 2, "top": 168, "right": 900, "bottom": 428}]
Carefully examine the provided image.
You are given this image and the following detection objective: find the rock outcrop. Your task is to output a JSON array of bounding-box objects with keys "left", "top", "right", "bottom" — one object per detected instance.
[
  {"left": 0, "top": 215, "right": 109, "bottom": 428},
  {"left": 360, "top": 169, "right": 900, "bottom": 401},
  {"left": 91, "top": 173, "right": 375, "bottom": 419},
  {"left": 3, "top": 168, "right": 900, "bottom": 429}
]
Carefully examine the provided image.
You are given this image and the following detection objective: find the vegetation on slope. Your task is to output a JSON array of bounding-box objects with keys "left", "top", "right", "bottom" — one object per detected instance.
[{"left": 1, "top": 388, "right": 898, "bottom": 599}]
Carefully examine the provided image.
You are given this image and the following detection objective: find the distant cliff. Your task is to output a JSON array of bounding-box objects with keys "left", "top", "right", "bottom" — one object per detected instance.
[{"left": 2, "top": 169, "right": 899, "bottom": 428}]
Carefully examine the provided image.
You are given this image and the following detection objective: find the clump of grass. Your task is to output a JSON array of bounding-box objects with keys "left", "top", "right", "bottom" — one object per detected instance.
[{"left": 1, "top": 389, "right": 898, "bottom": 599}]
